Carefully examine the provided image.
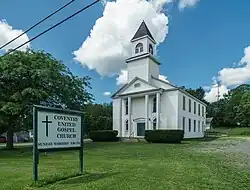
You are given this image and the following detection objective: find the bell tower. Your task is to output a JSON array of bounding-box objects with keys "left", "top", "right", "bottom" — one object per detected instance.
[{"left": 126, "top": 21, "right": 160, "bottom": 84}]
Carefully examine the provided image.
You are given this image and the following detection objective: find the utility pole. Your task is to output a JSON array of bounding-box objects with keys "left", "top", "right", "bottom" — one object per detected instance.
[{"left": 216, "top": 80, "right": 221, "bottom": 101}]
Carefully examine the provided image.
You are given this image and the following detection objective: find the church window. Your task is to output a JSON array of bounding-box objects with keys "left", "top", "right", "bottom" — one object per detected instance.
[
  {"left": 198, "top": 104, "right": 200, "bottom": 116},
  {"left": 194, "top": 120, "right": 196, "bottom": 132},
  {"left": 189, "top": 99, "right": 191, "bottom": 112},
  {"left": 182, "top": 117, "right": 185, "bottom": 132},
  {"left": 194, "top": 102, "right": 196, "bottom": 114},
  {"left": 183, "top": 96, "right": 186, "bottom": 111},
  {"left": 135, "top": 43, "right": 143, "bottom": 54},
  {"left": 149, "top": 44, "right": 153, "bottom": 55},
  {"left": 125, "top": 120, "right": 128, "bottom": 131},
  {"left": 153, "top": 96, "right": 157, "bottom": 113},
  {"left": 188, "top": 119, "right": 191, "bottom": 132},
  {"left": 153, "top": 118, "right": 157, "bottom": 130},
  {"left": 125, "top": 99, "right": 128, "bottom": 115}
]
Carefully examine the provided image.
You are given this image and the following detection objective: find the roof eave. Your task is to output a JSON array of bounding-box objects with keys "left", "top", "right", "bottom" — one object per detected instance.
[{"left": 131, "top": 35, "right": 156, "bottom": 44}]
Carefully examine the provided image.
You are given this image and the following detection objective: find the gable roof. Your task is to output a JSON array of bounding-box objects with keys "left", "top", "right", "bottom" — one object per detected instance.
[
  {"left": 131, "top": 21, "right": 156, "bottom": 43},
  {"left": 111, "top": 77, "right": 158, "bottom": 98},
  {"left": 151, "top": 75, "right": 178, "bottom": 89},
  {"left": 151, "top": 76, "right": 207, "bottom": 106}
]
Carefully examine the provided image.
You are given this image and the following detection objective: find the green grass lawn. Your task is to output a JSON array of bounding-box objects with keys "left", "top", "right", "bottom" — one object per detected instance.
[
  {"left": 0, "top": 141, "right": 249, "bottom": 190},
  {"left": 207, "top": 127, "right": 250, "bottom": 136}
]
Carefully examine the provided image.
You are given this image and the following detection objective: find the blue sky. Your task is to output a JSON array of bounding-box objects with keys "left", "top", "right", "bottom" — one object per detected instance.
[{"left": 1, "top": 0, "right": 250, "bottom": 103}]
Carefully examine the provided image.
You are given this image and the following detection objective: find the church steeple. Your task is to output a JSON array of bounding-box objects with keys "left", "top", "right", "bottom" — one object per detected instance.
[
  {"left": 131, "top": 20, "right": 156, "bottom": 43},
  {"left": 129, "top": 21, "right": 156, "bottom": 57},
  {"left": 126, "top": 21, "right": 160, "bottom": 83}
]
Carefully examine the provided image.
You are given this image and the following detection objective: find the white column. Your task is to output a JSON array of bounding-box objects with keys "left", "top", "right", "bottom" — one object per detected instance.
[
  {"left": 128, "top": 96, "right": 132, "bottom": 136},
  {"left": 121, "top": 99, "right": 126, "bottom": 137},
  {"left": 119, "top": 98, "right": 122, "bottom": 137},
  {"left": 156, "top": 93, "right": 161, "bottom": 129},
  {"left": 145, "top": 94, "right": 149, "bottom": 130}
]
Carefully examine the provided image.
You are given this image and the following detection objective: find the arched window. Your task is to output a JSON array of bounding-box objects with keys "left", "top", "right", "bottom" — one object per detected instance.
[
  {"left": 125, "top": 120, "right": 128, "bottom": 131},
  {"left": 135, "top": 43, "right": 143, "bottom": 54},
  {"left": 153, "top": 96, "right": 156, "bottom": 113},
  {"left": 149, "top": 44, "right": 153, "bottom": 55},
  {"left": 153, "top": 118, "right": 157, "bottom": 130}
]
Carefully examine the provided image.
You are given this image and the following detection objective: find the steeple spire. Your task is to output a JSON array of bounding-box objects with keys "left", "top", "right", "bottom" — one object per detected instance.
[{"left": 131, "top": 20, "right": 156, "bottom": 43}]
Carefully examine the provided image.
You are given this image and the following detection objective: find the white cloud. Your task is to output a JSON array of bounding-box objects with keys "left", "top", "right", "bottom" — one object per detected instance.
[
  {"left": 204, "top": 84, "right": 229, "bottom": 103},
  {"left": 217, "top": 46, "right": 250, "bottom": 87},
  {"left": 205, "top": 46, "right": 250, "bottom": 103},
  {"left": 103, "top": 91, "right": 111, "bottom": 96},
  {"left": 159, "top": 74, "right": 169, "bottom": 82},
  {"left": 73, "top": 0, "right": 170, "bottom": 77},
  {"left": 0, "top": 20, "right": 30, "bottom": 52},
  {"left": 178, "top": 0, "right": 200, "bottom": 10},
  {"left": 116, "top": 69, "right": 128, "bottom": 85}
]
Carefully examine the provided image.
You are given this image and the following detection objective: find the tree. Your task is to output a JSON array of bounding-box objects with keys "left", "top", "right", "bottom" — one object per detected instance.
[
  {"left": 236, "top": 90, "right": 250, "bottom": 126},
  {"left": 224, "top": 84, "right": 250, "bottom": 125},
  {"left": 84, "top": 103, "right": 112, "bottom": 133},
  {"left": 206, "top": 84, "right": 250, "bottom": 127},
  {"left": 181, "top": 86, "right": 209, "bottom": 105},
  {"left": 185, "top": 87, "right": 205, "bottom": 101},
  {"left": 0, "top": 50, "right": 93, "bottom": 149}
]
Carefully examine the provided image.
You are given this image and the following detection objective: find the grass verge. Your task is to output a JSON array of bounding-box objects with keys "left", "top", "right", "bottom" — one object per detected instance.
[{"left": 0, "top": 141, "right": 249, "bottom": 190}]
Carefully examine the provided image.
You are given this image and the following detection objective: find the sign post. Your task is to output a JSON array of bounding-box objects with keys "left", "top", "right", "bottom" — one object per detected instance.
[{"left": 33, "top": 105, "right": 84, "bottom": 182}]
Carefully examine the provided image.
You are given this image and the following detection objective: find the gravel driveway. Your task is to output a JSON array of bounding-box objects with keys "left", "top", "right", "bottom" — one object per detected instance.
[
  {"left": 193, "top": 137, "right": 250, "bottom": 170},
  {"left": 194, "top": 137, "right": 250, "bottom": 154}
]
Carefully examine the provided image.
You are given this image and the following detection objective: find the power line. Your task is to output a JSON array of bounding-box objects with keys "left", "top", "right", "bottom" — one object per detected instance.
[
  {"left": 2, "top": 0, "right": 101, "bottom": 57},
  {"left": 0, "top": 0, "right": 77, "bottom": 50},
  {"left": 216, "top": 80, "right": 221, "bottom": 101}
]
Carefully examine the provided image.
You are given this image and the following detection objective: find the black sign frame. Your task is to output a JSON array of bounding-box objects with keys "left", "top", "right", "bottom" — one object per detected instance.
[{"left": 33, "top": 105, "right": 84, "bottom": 182}]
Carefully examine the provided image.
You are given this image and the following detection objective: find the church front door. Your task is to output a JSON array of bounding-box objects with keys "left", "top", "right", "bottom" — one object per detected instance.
[{"left": 137, "top": 123, "right": 145, "bottom": 136}]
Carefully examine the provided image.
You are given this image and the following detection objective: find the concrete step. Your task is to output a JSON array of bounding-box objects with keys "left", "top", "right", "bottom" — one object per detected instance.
[{"left": 120, "top": 137, "right": 145, "bottom": 142}]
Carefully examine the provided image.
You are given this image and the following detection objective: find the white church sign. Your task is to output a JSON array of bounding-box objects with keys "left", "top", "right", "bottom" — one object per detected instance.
[
  {"left": 32, "top": 105, "right": 84, "bottom": 182},
  {"left": 37, "top": 110, "right": 81, "bottom": 149}
]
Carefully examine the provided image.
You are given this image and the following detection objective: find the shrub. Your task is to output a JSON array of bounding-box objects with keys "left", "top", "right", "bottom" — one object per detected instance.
[
  {"left": 89, "top": 130, "right": 119, "bottom": 142},
  {"left": 144, "top": 130, "right": 184, "bottom": 143}
]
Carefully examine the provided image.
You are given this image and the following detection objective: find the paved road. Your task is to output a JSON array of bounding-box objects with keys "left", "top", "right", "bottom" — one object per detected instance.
[{"left": 0, "top": 142, "right": 32, "bottom": 147}]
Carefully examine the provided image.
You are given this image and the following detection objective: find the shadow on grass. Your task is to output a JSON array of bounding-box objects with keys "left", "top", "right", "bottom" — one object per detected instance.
[
  {"left": 0, "top": 146, "right": 32, "bottom": 158},
  {"left": 32, "top": 171, "right": 119, "bottom": 187},
  {"left": 60, "top": 172, "right": 119, "bottom": 185}
]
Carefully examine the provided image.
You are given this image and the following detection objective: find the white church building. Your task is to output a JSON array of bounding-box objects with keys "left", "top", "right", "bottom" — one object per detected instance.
[{"left": 112, "top": 21, "right": 206, "bottom": 139}]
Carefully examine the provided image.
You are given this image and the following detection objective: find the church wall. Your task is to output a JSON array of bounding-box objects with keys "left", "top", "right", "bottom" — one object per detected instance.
[
  {"left": 178, "top": 91, "right": 206, "bottom": 139},
  {"left": 127, "top": 59, "right": 149, "bottom": 82},
  {"left": 161, "top": 91, "right": 179, "bottom": 129},
  {"left": 148, "top": 59, "right": 159, "bottom": 80},
  {"left": 112, "top": 98, "right": 122, "bottom": 137}
]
